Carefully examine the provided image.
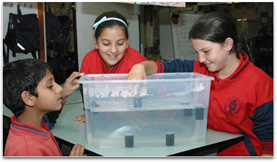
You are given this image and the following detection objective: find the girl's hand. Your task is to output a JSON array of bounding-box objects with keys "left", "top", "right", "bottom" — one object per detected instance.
[
  {"left": 62, "top": 72, "right": 84, "bottom": 101},
  {"left": 127, "top": 61, "right": 158, "bottom": 80},
  {"left": 127, "top": 64, "right": 147, "bottom": 80},
  {"left": 127, "top": 64, "right": 148, "bottom": 97},
  {"left": 73, "top": 114, "right": 86, "bottom": 123}
]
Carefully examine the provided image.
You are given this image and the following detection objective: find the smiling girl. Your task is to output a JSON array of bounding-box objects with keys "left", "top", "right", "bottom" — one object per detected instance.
[
  {"left": 127, "top": 12, "right": 273, "bottom": 156},
  {"left": 73, "top": 11, "right": 146, "bottom": 122}
]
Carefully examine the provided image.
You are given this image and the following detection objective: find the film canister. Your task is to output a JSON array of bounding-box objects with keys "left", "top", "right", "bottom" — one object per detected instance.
[
  {"left": 195, "top": 107, "right": 204, "bottom": 120},
  {"left": 125, "top": 134, "right": 134, "bottom": 148},
  {"left": 166, "top": 132, "right": 175, "bottom": 146}
]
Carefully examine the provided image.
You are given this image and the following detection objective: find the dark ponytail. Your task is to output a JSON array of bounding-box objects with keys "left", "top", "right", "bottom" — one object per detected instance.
[{"left": 236, "top": 29, "right": 251, "bottom": 59}]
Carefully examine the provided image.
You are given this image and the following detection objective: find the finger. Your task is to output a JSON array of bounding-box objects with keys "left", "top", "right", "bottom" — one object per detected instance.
[
  {"left": 141, "top": 81, "right": 148, "bottom": 96},
  {"left": 73, "top": 117, "right": 80, "bottom": 121},
  {"left": 127, "top": 81, "right": 135, "bottom": 92},
  {"left": 70, "top": 71, "right": 80, "bottom": 78},
  {"left": 71, "top": 83, "right": 80, "bottom": 90},
  {"left": 73, "top": 117, "right": 86, "bottom": 123},
  {"left": 134, "top": 82, "right": 141, "bottom": 97},
  {"left": 79, "top": 145, "right": 85, "bottom": 155},
  {"left": 78, "top": 118, "right": 86, "bottom": 123},
  {"left": 73, "top": 116, "right": 82, "bottom": 121},
  {"left": 74, "top": 144, "right": 85, "bottom": 156},
  {"left": 69, "top": 145, "right": 77, "bottom": 156},
  {"left": 70, "top": 72, "right": 84, "bottom": 81},
  {"left": 72, "top": 78, "right": 80, "bottom": 86},
  {"left": 74, "top": 145, "right": 81, "bottom": 156},
  {"left": 70, "top": 144, "right": 84, "bottom": 156}
]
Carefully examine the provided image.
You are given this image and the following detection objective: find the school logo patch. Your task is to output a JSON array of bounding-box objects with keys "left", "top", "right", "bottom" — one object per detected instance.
[{"left": 224, "top": 97, "right": 241, "bottom": 115}]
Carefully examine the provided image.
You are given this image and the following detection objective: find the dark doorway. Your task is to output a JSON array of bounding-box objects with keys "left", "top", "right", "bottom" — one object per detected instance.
[{"left": 44, "top": 2, "right": 78, "bottom": 84}]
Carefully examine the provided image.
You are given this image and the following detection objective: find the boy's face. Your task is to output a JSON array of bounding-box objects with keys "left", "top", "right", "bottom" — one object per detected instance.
[
  {"left": 33, "top": 70, "right": 63, "bottom": 112},
  {"left": 94, "top": 26, "right": 129, "bottom": 69}
]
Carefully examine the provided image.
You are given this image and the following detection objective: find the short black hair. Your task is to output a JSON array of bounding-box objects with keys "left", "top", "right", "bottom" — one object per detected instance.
[{"left": 3, "top": 59, "right": 52, "bottom": 117}]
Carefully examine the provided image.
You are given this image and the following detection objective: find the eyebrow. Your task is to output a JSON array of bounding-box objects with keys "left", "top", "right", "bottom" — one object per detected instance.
[
  {"left": 45, "top": 77, "right": 54, "bottom": 85},
  {"left": 200, "top": 47, "right": 210, "bottom": 51},
  {"left": 101, "top": 38, "right": 126, "bottom": 42}
]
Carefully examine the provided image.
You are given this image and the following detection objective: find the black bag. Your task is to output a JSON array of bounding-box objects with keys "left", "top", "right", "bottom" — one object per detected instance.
[
  {"left": 4, "top": 5, "right": 40, "bottom": 54},
  {"left": 45, "top": 4, "right": 72, "bottom": 52}
]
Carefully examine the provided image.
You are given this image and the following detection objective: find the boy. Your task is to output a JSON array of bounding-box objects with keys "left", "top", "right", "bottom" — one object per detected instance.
[{"left": 3, "top": 59, "right": 85, "bottom": 156}]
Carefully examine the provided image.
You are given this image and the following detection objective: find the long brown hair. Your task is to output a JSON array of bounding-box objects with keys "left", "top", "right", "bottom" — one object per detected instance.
[{"left": 189, "top": 12, "right": 251, "bottom": 59}]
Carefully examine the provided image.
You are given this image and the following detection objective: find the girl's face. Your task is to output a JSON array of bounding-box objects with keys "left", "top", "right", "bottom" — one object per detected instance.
[
  {"left": 190, "top": 38, "right": 234, "bottom": 74},
  {"left": 94, "top": 26, "right": 129, "bottom": 69},
  {"left": 34, "top": 70, "right": 63, "bottom": 113}
]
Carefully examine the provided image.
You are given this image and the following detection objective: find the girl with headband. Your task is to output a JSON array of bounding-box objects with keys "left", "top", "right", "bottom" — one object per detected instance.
[{"left": 73, "top": 11, "right": 146, "bottom": 123}]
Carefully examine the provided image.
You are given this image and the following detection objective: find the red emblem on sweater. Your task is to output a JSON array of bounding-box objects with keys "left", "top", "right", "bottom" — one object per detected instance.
[{"left": 224, "top": 97, "right": 241, "bottom": 115}]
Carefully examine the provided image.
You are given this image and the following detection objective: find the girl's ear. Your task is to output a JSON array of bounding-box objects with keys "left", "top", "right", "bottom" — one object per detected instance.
[
  {"left": 126, "top": 39, "right": 129, "bottom": 48},
  {"left": 21, "top": 91, "right": 35, "bottom": 107},
  {"left": 93, "top": 35, "right": 98, "bottom": 49},
  {"left": 224, "top": 37, "right": 234, "bottom": 51}
]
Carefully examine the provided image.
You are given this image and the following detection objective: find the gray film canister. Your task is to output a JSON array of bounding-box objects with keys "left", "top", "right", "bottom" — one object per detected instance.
[
  {"left": 195, "top": 107, "right": 204, "bottom": 120},
  {"left": 125, "top": 134, "right": 134, "bottom": 148},
  {"left": 166, "top": 132, "right": 175, "bottom": 146},
  {"left": 183, "top": 109, "right": 192, "bottom": 117}
]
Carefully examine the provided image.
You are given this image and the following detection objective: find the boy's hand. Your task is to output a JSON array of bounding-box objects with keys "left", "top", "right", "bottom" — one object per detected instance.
[
  {"left": 69, "top": 144, "right": 85, "bottom": 156},
  {"left": 62, "top": 72, "right": 84, "bottom": 101}
]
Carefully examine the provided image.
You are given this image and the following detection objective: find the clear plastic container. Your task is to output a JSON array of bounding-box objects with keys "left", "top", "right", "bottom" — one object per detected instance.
[{"left": 78, "top": 73, "right": 214, "bottom": 148}]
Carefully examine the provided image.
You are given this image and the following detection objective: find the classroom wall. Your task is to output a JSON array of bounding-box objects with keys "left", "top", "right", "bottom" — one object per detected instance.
[
  {"left": 2, "top": 2, "right": 142, "bottom": 71},
  {"left": 2, "top": 2, "right": 40, "bottom": 64},
  {"left": 75, "top": 2, "right": 141, "bottom": 70},
  {"left": 159, "top": 8, "right": 202, "bottom": 60},
  {"left": 157, "top": 2, "right": 273, "bottom": 61}
]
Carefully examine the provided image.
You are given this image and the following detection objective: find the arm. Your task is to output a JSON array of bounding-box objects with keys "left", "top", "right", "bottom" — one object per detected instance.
[
  {"left": 127, "top": 59, "right": 195, "bottom": 80},
  {"left": 251, "top": 75, "right": 273, "bottom": 156},
  {"left": 127, "top": 61, "right": 158, "bottom": 80},
  {"left": 251, "top": 100, "right": 273, "bottom": 156}
]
